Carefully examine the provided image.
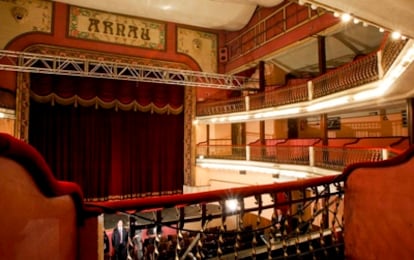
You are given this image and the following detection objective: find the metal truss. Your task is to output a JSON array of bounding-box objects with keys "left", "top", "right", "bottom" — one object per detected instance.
[{"left": 0, "top": 50, "right": 256, "bottom": 90}]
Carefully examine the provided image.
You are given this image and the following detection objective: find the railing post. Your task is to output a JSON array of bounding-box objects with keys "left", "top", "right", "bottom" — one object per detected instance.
[
  {"left": 245, "top": 95, "right": 250, "bottom": 112},
  {"left": 377, "top": 50, "right": 384, "bottom": 79},
  {"left": 382, "top": 148, "right": 389, "bottom": 160},
  {"left": 309, "top": 146, "right": 315, "bottom": 167},
  {"left": 246, "top": 145, "right": 250, "bottom": 161},
  {"left": 308, "top": 81, "right": 313, "bottom": 100}
]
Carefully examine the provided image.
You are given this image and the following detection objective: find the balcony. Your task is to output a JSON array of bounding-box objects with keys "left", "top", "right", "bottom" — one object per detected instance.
[
  {"left": 2, "top": 124, "right": 414, "bottom": 259},
  {"left": 196, "top": 36, "right": 410, "bottom": 123}
]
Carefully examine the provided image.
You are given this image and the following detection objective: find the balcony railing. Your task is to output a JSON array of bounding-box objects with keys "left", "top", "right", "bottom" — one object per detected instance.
[
  {"left": 87, "top": 145, "right": 405, "bottom": 259},
  {"left": 197, "top": 145, "right": 388, "bottom": 171},
  {"left": 196, "top": 37, "right": 408, "bottom": 117},
  {"left": 91, "top": 175, "right": 345, "bottom": 259},
  {"left": 311, "top": 52, "right": 379, "bottom": 99}
]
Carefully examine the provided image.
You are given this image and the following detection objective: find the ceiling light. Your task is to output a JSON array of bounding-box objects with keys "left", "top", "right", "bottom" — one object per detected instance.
[
  {"left": 298, "top": 0, "right": 305, "bottom": 5},
  {"left": 379, "top": 28, "right": 385, "bottom": 33},
  {"left": 341, "top": 13, "right": 352, "bottom": 22},
  {"left": 198, "top": 162, "right": 279, "bottom": 174},
  {"left": 306, "top": 96, "right": 349, "bottom": 111},
  {"left": 0, "top": 108, "right": 15, "bottom": 119},
  {"left": 333, "top": 12, "right": 340, "bottom": 18},
  {"left": 391, "top": 31, "right": 401, "bottom": 40},
  {"left": 362, "top": 22, "right": 368, "bottom": 27},
  {"left": 353, "top": 89, "right": 382, "bottom": 101},
  {"left": 160, "top": 5, "right": 172, "bottom": 10},
  {"left": 253, "top": 108, "right": 301, "bottom": 118},
  {"left": 228, "top": 115, "right": 249, "bottom": 121},
  {"left": 279, "top": 170, "right": 308, "bottom": 178},
  {"left": 403, "top": 46, "right": 414, "bottom": 63},
  {"left": 353, "top": 18, "right": 360, "bottom": 24},
  {"left": 310, "top": 4, "right": 317, "bottom": 10}
]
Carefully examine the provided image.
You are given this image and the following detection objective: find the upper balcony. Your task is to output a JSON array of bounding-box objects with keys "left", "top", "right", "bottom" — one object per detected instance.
[{"left": 195, "top": 36, "right": 414, "bottom": 124}]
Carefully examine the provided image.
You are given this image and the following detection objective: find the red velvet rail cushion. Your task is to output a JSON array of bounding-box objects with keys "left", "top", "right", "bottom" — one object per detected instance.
[{"left": 0, "top": 133, "right": 97, "bottom": 222}]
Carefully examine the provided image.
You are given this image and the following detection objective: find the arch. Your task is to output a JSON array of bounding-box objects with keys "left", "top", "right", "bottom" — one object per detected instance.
[{"left": 16, "top": 44, "right": 196, "bottom": 186}]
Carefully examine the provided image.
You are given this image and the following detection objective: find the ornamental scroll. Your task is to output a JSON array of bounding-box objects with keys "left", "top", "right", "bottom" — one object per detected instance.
[{"left": 68, "top": 6, "right": 166, "bottom": 50}]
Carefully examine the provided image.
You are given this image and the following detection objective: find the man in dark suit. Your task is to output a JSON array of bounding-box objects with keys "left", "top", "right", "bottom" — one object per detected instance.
[
  {"left": 112, "top": 220, "right": 129, "bottom": 260},
  {"left": 275, "top": 208, "right": 287, "bottom": 239}
]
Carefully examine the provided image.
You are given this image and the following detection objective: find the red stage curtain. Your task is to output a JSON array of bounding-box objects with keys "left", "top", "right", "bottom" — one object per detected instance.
[{"left": 28, "top": 74, "right": 184, "bottom": 201}]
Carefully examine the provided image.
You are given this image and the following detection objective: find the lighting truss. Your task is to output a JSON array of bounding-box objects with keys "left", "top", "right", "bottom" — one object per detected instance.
[{"left": 0, "top": 50, "right": 255, "bottom": 90}]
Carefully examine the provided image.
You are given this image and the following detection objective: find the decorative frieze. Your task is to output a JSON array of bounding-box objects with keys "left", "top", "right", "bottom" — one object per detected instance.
[{"left": 68, "top": 6, "right": 166, "bottom": 50}]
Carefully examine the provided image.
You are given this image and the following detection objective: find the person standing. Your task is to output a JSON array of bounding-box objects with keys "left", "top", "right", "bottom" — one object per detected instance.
[
  {"left": 103, "top": 230, "right": 110, "bottom": 260},
  {"left": 112, "top": 220, "right": 129, "bottom": 260}
]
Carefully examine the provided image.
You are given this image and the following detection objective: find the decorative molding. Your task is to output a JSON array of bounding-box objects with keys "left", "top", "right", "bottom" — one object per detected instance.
[
  {"left": 68, "top": 5, "right": 166, "bottom": 50},
  {"left": 0, "top": 0, "right": 52, "bottom": 48},
  {"left": 183, "top": 86, "right": 195, "bottom": 186},
  {"left": 15, "top": 72, "right": 30, "bottom": 142},
  {"left": 177, "top": 27, "right": 218, "bottom": 72}
]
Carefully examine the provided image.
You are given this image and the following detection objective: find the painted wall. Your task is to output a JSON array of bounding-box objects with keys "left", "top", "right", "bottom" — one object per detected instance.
[{"left": 0, "top": 0, "right": 220, "bottom": 92}]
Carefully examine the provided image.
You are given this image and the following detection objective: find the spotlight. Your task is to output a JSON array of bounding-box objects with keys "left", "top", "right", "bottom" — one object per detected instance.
[
  {"left": 310, "top": 4, "right": 317, "bottom": 10},
  {"left": 226, "top": 199, "right": 238, "bottom": 212}
]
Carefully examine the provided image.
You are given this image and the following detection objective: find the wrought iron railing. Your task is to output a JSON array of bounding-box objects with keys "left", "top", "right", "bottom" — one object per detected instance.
[
  {"left": 382, "top": 36, "right": 409, "bottom": 73},
  {"left": 311, "top": 52, "right": 379, "bottom": 99},
  {"left": 249, "top": 83, "right": 309, "bottom": 110},
  {"left": 90, "top": 175, "right": 345, "bottom": 259},
  {"left": 196, "top": 37, "right": 408, "bottom": 117},
  {"left": 197, "top": 145, "right": 388, "bottom": 171},
  {"left": 196, "top": 97, "right": 246, "bottom": 116},
  {"left": 92, "top": 143, "right": 399, "bottom": 259},
  {"left": 225, "top": 2, "right": 325, "bottom": 62},
  {"left": 313, "top": 146, "right": 384, "bottom": 170}
]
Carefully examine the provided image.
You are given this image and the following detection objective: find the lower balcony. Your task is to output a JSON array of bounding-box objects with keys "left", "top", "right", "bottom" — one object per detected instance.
[{"left": 1, "top": 133, "right": 414, "bottom": 259}]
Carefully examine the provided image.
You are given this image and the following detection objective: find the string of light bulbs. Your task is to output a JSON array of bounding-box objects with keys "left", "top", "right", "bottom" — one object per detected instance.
[{"left": 297, "top": 0, "right": 408, "bottom": 40}]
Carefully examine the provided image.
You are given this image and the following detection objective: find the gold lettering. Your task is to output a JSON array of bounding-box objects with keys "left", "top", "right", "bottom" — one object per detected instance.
[
  {"left": 103, "top": 21, "right": 113, "bottom": 34},
  {"left": 88, "top": 18, "right": 100, "bottom": 32},
  {"left": 116, "top": 23, "right": 125, "bottom": 36},
  {"left": 140, "top": 28, "right": 150, "bottom": 41},
  {"left": 128, "top": 25, "right": 138, "bottom": 39}
]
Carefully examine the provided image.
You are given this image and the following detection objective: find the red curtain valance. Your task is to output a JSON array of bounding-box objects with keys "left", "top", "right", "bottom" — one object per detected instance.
[{"left": 30, "top": 74, "right": 184, "bottom": 114}]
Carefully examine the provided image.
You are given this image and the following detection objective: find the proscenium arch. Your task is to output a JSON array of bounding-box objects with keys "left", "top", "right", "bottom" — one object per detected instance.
[{"left": 16, "top": 44, "right": 196, "bottom": 186}]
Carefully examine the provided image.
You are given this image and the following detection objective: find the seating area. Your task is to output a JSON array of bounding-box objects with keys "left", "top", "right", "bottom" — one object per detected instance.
[
  {"left": 1, "top": 0, "right": 414, "bottom": 259},
  {"left": 3, "top": 131, "right": 414, "bottom": 259}
]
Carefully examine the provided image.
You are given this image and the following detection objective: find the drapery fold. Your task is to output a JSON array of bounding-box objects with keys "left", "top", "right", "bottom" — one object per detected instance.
[
  {"left": 29, "top": 74, "right": 184, "bottom": 201},
  {"left": 30, "top": 74, "right": 183, "bottom": 114}
]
